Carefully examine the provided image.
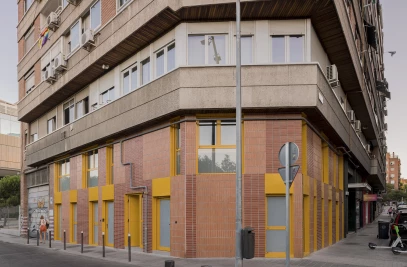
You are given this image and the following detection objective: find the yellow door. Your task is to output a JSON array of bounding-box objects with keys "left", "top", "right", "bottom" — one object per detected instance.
[
  {"left": 126, "top": 195, "right": 142, "bottom": 247},
  {"left": 90, "top": 202, "right": 98, "bottom": 245}
]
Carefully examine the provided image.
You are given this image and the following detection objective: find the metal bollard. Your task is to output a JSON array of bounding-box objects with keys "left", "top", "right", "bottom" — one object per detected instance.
[
  {"left": 102, "top": 232, "right": 105, "bottom": 258},
  {"left": 81, "top": 231, "right": 84, "bottom": 254},
  {"left": 128, "top": 233, "right": 131, "bottom": 262},
  {"left": 36, "top": 230, "right": 39, "bottom": 246},
  {"left": 49, "top": 230, "right": 52, "bottom": 248},
  {"left": 165, "top": 260, "right": 175, "bottom": 267},
  {"left": 63, "top": 230, "right": 66, "bottom": 250},
  {"left": 27, "top": 230, "right": 29, "bottom": 244}
]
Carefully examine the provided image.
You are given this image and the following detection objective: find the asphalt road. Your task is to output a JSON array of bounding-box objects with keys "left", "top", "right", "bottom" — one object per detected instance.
[{"left": 0, "top": 240, "right": 131, "bottom": 267}]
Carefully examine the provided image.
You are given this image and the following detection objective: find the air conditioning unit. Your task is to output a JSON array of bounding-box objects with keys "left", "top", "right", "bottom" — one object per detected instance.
[
  {"left": 326, "top": 64, "right": 339, "bottom": 87},
  {"left": 384, "top": 123, "right": 388, "bottom": 131},
  {"left": 67, "top": 0, "right": 81, "bottom": 5},
  {"left": 347, "top": 110, "right": 355, "bottom": 122},
  {"left": 54, "top": 53, "right": 67, "bottom": 73},
  {"left": 354, "top": 120, "right": 362, "bottom": 132},
  {"left": 81, "top": 29, "right": 95, "bottom": 51},
  {"left": 47, "top": 12, "right": 59, "bottom": 31},
  {"left": 44, "top": 67, "right": 56, "bottom": 84}
]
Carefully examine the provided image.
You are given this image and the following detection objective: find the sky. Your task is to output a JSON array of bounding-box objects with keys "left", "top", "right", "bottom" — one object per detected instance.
[{"left": 0, "top": 1, "right": 404, "bottom": 171}]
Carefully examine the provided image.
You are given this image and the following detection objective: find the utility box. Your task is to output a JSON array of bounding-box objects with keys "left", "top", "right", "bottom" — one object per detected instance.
[{"left": 242, "top": 227, "right": 255, "bottom": 259}]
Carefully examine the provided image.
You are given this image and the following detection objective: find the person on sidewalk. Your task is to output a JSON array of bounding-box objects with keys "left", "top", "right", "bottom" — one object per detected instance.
[
  {"left": 388, "top": 207, "right": 393, "bottom": 217},
  {"left": 39, "top": 215, "right": 48, "bottom": 243}
]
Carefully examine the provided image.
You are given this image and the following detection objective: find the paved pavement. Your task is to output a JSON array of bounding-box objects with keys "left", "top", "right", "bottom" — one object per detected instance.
[{"left": 0, "top": 207, "right": 406, "bottom": 267}]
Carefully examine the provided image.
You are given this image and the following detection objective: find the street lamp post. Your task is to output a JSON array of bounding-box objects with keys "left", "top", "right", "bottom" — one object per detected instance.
[{"left": 235, "top": 1, "right": 242, "bottom": 267}]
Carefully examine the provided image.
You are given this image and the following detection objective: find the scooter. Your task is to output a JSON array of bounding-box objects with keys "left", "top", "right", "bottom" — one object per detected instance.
[
  {"left": 391, "top": 226, "right": 407, "bottom": 254},
  {"left": 369, "top": 226, "right": 407, "bottom": 251}
]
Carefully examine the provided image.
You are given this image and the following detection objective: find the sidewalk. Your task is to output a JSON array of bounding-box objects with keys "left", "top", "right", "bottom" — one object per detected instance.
[{"left": 0, "top": 209, "right": 406, "bottom": 267}]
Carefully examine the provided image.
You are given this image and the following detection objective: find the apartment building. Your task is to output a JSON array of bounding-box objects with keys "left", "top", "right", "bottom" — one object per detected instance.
[
  {"left": 17, "top": 0, "right": 389, "bottom": 258},
  {"left": 386, "top": 153, "right": 401, "bottom": 190},
  {"left": 0, "top": 100, "right": 20, "bottom": 178}
]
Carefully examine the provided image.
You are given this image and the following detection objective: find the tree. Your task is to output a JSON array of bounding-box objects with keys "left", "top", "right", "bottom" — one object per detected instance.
[{"left": 0, "top": 175, "right": 20, "bottom": 227}]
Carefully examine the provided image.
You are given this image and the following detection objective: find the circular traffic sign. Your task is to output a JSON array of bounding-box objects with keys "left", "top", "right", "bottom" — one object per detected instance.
[{"left": 279, "top": 142, "right": 299, "bottom": 166}]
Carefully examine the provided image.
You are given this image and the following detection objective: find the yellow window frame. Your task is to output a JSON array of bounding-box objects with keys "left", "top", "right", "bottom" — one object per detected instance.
[
  {"left": 196, "top": 119, "right": 237, "bottom": 174},
  {"left": 84, "top": 150, "right": 98, "bottom": 188},
  {"left": 106, "top": 146, "right": 114, "bottom": 185},
  {"left": 57, "top": 159, "right": 70, "bottom": 192}
]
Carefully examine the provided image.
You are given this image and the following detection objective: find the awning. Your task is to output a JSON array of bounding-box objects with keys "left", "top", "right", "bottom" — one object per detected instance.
[
  {"left": 364, "top": 20, "right": 377, "bottom": 50},
  {"left": 348, "top": 182, "right": 372, "bottom": 191}
]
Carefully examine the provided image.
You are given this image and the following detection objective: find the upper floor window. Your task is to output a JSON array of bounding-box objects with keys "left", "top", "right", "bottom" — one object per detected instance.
[
  {"left": 391, "top": 168, "right": 395, "bottom": 171},
  {"left": 25, "top": 71, "right": 35, "bottom": 94},
  {"left": 76, "top": 97, "right": 89, "bottom": 119},
  {"left": 188, "top": 35, "right": 227, "bottom": 65},
  {"left": 141, "top": 58, "right": 150, "bottom": 85},
  {"left": 64, "top": 99, "right": 75, "bottom": 125},
  {"left": 155, "top": 42, "right": 176, "bottom": 78},
  {"left": 100, "top": 88, "right": 115, "bottom": 105},
  {"left": 241, "top": 36, "right": 253, "bottom": 65},
  {"left": 0, "top": 114, "right": 20, "bottom": 137},
  {"left": 58, "top": 159, "right": 70, "bottom": 192},
  {"left": 63, "top": 0, "right": 68, "bottom": 8},
  {"left": 69, "top": 21, "right": 80, "bottom": 53},
  {"left": 47, "top": 117, "right": 56, "bottom": 134},
  {"left": 86, "top": 150, "right": 98, "bottom": 188},
  {"left": 90, "top": 0, "right": 101, "bottom": 31},
  {"left": 198, "top": 120, "right": 236, "bottom": 173},
  {"left": 118, "top": 0, "right": 131, "bottom": 10},
  {"left": 31, "top": 133, "right": 38, "bottom": 143},
  {"left": 122, "top": 64, "right": 138, "bottom": 95},
  {"left": 24, "top": 26, "right": 35, "bottom": 55},
  {"left": 24, "top": 0, "right": 34, "bottom": 13},
  {"left": 271, "top": 35, "right": 304, "bottom": 63}
]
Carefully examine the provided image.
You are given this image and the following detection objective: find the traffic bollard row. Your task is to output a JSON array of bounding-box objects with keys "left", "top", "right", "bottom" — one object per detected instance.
[
  {"left": 81, "top": 231, "right": 84, "bottom": 254},
  {"left": 49, "top": 230, "right": 52, "bottom": 248},
  {"left": 63, "top": 230, "right": 66, "bottom": 250},
  {"left": 128, "top": 233, "right": 131, "bottom": 262},
  {"left": 102, "top": 232, "right": 105, "bottom": 258}
]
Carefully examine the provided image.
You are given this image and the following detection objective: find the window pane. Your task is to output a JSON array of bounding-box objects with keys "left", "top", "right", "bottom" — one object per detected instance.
[
  {"left": 142, "top": 58, "right": 150, "bottom": 85},
  {"left": 70, "top": 22, "right": 80, "bottom": 52},
  {"left": 88, "top": 152, "right": 93, "bottom": 169},
  {"left": 90, "top": 1, "right": 101, "bottom": 30},
  {"left": 60, "top": 175, "right": 70, "bottom": 191},
  {"left": 48, "top": 119, "right": 53, "bottom": 134},
  {"left": 176, "top": 151, "right": 181, "bottom": 175},
  {"left": 221, "top": 121, "right": 236, "bottom": 145},
  {"left": 102, "top": 91, "right": 108, "bottom": 104},
  {"left": 109, "top": 88, "right": 115, "bottom": 102},
  {"left": 156, "top": 50, "right": 164, "bottom": 77},
  {"left": 167, "top": 43, "right": 175, "bottom": 71},
  {"left": 94, "top": 151, "right": 98, "bottom": 168},
  {"left": 66, "top": 160, "right": 70, "bottom": 175},
  {"left": 208, "top": 35, "right": 226, "bottom": 65},
  {"left": 289, "top": 35, "right": 304, "bottom": 63},
  {"left": 175, "top": 125, "right": 181, "bottom": 149},
  {"left": 123, "top": 71, "right": 130, "bottom": 94},
  {"left": 69, "top": 106, "right": 75, "bottom": 122},
  {"left": 0, "top": 119, "right": 10, "bottom": 135},
  {"left": 267, "top": 196, "right": 286, "bottom": 226},
  {"left": 272, "top": 36, "right": 285, "bottom": 63},
  {"left": 131, "top": 67, "right": 138, "bottom": 90},
  {"left": 241, "top": 36, "right": 253, "bottom": 65},
  {"left": 188, "top": 35, "right": 205, "bottom": 65},
  {"left": 199, "top": 121, "right": 216, "bottom": 145},
  {"left": 61, "top": 162, "right": 66, "bottom": 176},
  {"left": 198, "top": 149, "right": 236, "bottom": 173},
  {"left": 87, "top": 170, "right": 98, "bottom": 187},
  {"left": 10, "top": 122, "right": 20, "bottom": 136}
]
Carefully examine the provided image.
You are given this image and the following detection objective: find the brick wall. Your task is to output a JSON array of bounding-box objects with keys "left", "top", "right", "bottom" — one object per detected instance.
[
  {"left": 77, "top": 189, "right": 89, "bottom": 244},
  {"left": 143, "top": 128, "right": 170, "bottom": 180},
  {"left": 101, "top": 0, "right": 116, "bottom": 26},
  {"left": 18, "top": 39, "right": 24, "bottom": 62},
  {"left": 18, "top": 0, "right": 24, "bottom": 23},
  {"left": 19, "top": 79, "right": 25, "bottom": 100},
  {"left": 170, "top": 175, "right": 186, "bottom": 257},
  {"left": 34, "top": 61, "right": 41, "bottom": 85}
]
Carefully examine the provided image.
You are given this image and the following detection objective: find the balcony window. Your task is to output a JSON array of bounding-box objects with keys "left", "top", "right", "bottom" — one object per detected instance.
[
  {"left": 154, "top": 42, "right": 176, "bottom": 78},
  {"left": 64, "top": 99, "right": 75, "bottom": 125},
  {"left": 24, "top": 27, "right": 35, "bottom": 55},
  {"left": 198, "top": 120, "right": 236, "bottom": 173},
  {"left": 271, "top": 35, "right": 304, "bottom": 63},
  {"left": 118, "top": 0, "right": 130, "bottom": 10},
  {"left": 167, "top": 43, "right": 175, "bottom": 71},
  {"left": 156, "top": 50, "right": 164, "bottom": 77},
  {"left": 58, "top": 159, "right": 70, "bottom": 192},
  {"left": 289, "top": 35, "right": 304, "bottom": 63},
  {"left": 90, "top": 0, "right": 101, "bottom": 31},
  {"left": 76, "top": 97, "right": 89, "bottom": 119},
  {"left": 241, "top": 36, "right": 253, "bottom": 65},
  {"left": 271, "top": 36, "right": 285, "bottom": 63},
  {"left": 123, "top": 64, "right": 138, "bottom": 95},
  {"left": 24, "top": 0, "right": 34, "bottom": 13},
  {"left": 25, "top": 71, "right": 35, "bottom": 94},
  {"left": 100, "top": 88, "right": 115, "bottom": 105},
  {"left": 47, "top": 117, "right": 56, "bottom": 134},
  {"left": 141, "top": 58, "right": 150, "bottom": 85},
  {"left": 69, "top": 21, "right": 80, "bottom": 53},
  {"left": 31, "top": 133, "right": 38, "bottom": 143},
  {"left": 63, "top": 0, "right": 68, "bottom": 8},
  {"left": 86, "top": 150, "right": 98, "bottom": 188},
  {"left": 188, "top": 35, "right": 226, "bottom": 65}
]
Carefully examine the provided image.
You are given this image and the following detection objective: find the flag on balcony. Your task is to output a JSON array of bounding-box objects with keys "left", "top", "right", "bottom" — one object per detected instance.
[{"left": 38, "top": 27, "right": 50, "bottom": 49}]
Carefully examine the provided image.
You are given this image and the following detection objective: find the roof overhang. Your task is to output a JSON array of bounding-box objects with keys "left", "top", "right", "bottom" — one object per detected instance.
[{"left": 348, "top": 182, "right": 372, "bottom": 191}]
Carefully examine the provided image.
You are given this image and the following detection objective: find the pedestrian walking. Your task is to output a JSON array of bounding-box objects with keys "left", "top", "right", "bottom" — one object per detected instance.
[
  {"left": 388, "top": 207, "right": 393, "bottom": 216},
  {"left": 39, "top": 215, "right": 48, "bottom": 243}
]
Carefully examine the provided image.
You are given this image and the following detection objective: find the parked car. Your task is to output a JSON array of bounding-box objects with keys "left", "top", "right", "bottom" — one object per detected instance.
[
  {"left": 390, "top": 212, "right": 407, "bottom": 245},
  {"left": 396, "top": 204, "right": 407, "bottom": 214}
]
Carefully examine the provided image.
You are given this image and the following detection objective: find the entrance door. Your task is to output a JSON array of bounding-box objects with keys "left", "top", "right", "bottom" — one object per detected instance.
[
  {"left": 91, "top": 202, "right": 98, "bottom": 245},
  {"left": 157, "top": 198, "right": 170, "bottom": 251},
  {"left": 71, "top": 204, "right": 77, "bottom": 243},
  {"left": 106, "top": 201, "right": 114, "bottom": 247},
  {"left": 127, "top": 195, "right": 142, "bottom": 247},
  {"left": 266, "top": 196, "right": 286, "bottom": 257}
]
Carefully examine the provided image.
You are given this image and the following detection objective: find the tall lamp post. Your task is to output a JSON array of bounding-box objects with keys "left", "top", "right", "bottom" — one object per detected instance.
[{"left": 235, "top": 1, "right": 242, "bottom": 267}]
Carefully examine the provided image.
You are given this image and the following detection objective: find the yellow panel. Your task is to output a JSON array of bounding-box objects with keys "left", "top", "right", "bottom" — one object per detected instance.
[
  {"left": 265, "top": 252, "right": 287, "bottom": 258},
  {"left": 328, "top": 185, "right": 332, "bottom": 200},
  {"left": 54, "top": 192, "right": 62, "bottom": 204},
  {"left": 69, "top": 190, "right": 77, "bottom": 203},
  {"left": 313, "top": 196, "right": 317, "bottom": 252},
  {"left": 102, "top": 185, "right": 115, "bottom": 201},
  {"left": 88, "top": 187, "right": 98, "bottom": 202},
  {"left": 303, "top": 195, "right": 310, "bottom": 255},
  {"left": 265, "top": 174, "right": 294, "bottom": 195},
  {"left": 125, "top": 194, "right": 142, "bottom": 247},
  {"left": 322, "top": 143, "right": 329, "bottom": 184},
  {"left": 301, "top": 121, "right": 308, "bottom": 178},
  {"left": 336, "top": 201, "right": 339, "bottom": 242},
  {"left": 338, "top": 155, "right": 344, "bottom": 190},
  {"left": 303, "top": 176, "right": 310, "bottom": 196},
  {"left": 328, "top": 200, "right": 332, "bottom": 245},
  {"left": 152, "top": 177, "right": 171, "bottom": 197}
]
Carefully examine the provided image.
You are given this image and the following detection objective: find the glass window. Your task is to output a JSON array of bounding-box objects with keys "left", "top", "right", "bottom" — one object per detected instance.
[
  {"left": 59, "top": 159, "right": 70, "bottom": 192},
  {"left": 0, "top": 119, "right": 11, "bottom": 135},
  {"left": 87, "top": 150, "right": 98, "bottom": 188},
  {"left": 24, "top": 0, "right": 34, "bottom": 12},
  {"left": 76, "top": 97, "right": 89, "bottom": 119},
  {"left": 123, "top": 71, "right": 130, "bottom": 94},
  {"left": 289, "top": 35, "right": 304, "bottom": 63},
  {"left": 24, "top": 27, "right": 35, "bottom": 55},
  {"left": 90, "top": 1, "right": 101, "bottom": 30},
  {"left": 70, "top": 21, "right": 80, "bottom": 52},
  {"left": 188, "top": 35, "right": 205, "bottom": 65},
  {"left": 272, "top": 36, "right": 285, "bottom": 63},
  {"left": 198, "top": 120, "right": 236, "bottom": 173},
  {"left": 241, "top": 36, "right": 253, "bottom": 65},
  {"left": 156, "top": 50, "right": 165, "bottom": 77},
  {"left": 31, "top": 133, "right": 38, "bottom": 142},
  {"left": 63, "top": 99, "right": 75, "bottom": 125},
  {"left": 25, "top": 72, "right": 35, "bottom": 94},
  {"left": 63, "top": 0, "right": 68, "bottom": 8},
  {"left": 173, "top": 124, "right": 181, "bottom": 175},
  {"left": 167, "top": 43, "right": 175, "bottom": 71},
  {"left": 10, "top": 122, "right": 20, "bottom": 137},
  {"left": 141, "top": 58, "right": 150, "bottom": 85},
  {"left": 100, "top": 87, "right": 115, "bottom": 105},
  {"left": 47, "top": 117, "right": 56, "bottom": 134},
  {"left": 207, "top": 35, "right": 226, "bottom": 65},
  {"left": 131, "top": 66, "right": 138, "bottom": 90},
  {"left": 118, "top": 0, "right": 130, "bottom": 9}
]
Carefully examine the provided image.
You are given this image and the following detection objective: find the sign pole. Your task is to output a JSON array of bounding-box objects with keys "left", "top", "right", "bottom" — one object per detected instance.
[{"left": 285, "top": 142, "right": 290, "bottom": 267}]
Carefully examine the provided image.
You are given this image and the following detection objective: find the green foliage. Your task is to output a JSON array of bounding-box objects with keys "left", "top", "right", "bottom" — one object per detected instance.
[
  {"left": 383, "top": 183, "right": 407, "bottom": 202},
  {"left": 0, "top": 175, "right": 20, "bottom": 207}
]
